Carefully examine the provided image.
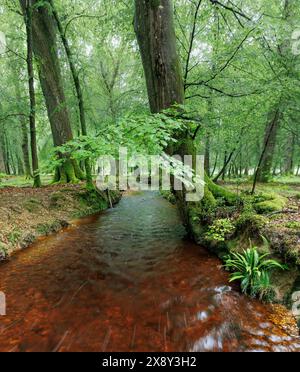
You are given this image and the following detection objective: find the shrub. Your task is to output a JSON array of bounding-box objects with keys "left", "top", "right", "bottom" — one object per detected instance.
[
  {"left": 225, "top": 244, "right": 287, "bottom": 299},
  {"left": 205, "top": 218, "right": 235, "bottom": 242}
]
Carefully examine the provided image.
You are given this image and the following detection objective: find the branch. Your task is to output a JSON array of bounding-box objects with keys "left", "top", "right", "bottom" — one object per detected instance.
[
  {"left": 186, "top": 27, "right": 255, "bottom": 88},
  {"left": 209, "top": 0, "right": 251, "bottom": 21},
  {"left": 184, "top": 0, "right": 203, "bottom": 88},
  {"left": 64, "top": 13, "right": 106, "bottom": 37},
  {"left": 0, "top": 113, "right": 28, "bottom": 122}
]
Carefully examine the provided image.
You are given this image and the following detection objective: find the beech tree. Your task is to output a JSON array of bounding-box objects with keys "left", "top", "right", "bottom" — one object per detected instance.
[{"left": 20, "top": 0, "right": 84, "bottom": 183}]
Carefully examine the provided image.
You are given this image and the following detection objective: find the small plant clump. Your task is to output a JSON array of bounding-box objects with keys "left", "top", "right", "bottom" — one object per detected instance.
[
  {"left": 225, "top": 241, "right": 287, "bottom": 300},
  {"left": 205, "top": 218, "right": 235, "bottom": 242}
]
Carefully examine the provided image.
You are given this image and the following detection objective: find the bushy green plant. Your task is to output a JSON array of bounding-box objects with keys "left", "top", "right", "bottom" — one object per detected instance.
[
  {"left": 225, "top": 243, "right": 287, "bottom": 299},
  {"left": 205, "top": 218, "right": 235, "bottom": 242}
]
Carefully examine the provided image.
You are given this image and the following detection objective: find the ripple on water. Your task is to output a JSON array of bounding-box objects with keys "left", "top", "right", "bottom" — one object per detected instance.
[{"left": 0, "top": 192, "right": 299, "bottom": 352}]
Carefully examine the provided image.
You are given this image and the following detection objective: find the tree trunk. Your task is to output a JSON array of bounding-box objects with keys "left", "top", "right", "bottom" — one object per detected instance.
[
  {"left": 283, "top": 132, "right": 295, "bottom": 175},
  {"left": 19, "top": 0, "right": 83, "bottom": 183},
  {"left": 255, "top": 0, "right": 294, "bottom": 184},
  {"left": 255, "top": 108, "right": 281, "bottom": 184},
  {"left": 134, "top": 0, "right": 236, "bottom": 232},
  {"left": 49, "top": 0, "right": 93, "bottom": 189},
  {"left": 204, "top": 132, "right": 211, "bottom": 176},
  {"left": 0, "top": 138, "right": 5, "bottom": 174},
  {"left": 24, "top": 0, "right": 41, "bottom": 188},
  {"left": 134, "top": 0, "right": 184, "bottom": 114},
  {"left": 13, "top": 75, "right": 32, "bottom": 178}
]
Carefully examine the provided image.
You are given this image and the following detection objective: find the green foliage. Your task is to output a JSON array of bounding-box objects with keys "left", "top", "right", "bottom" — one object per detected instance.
[
  {"left": 225, "top": 244, "right": 287, "bottom": 299},
  {"left": 8, "top": 228, "right": 21, "bottom": 244},
  {"left": 285, "top": 221, "right": 300, "bottom": 230},
  {"left": 160, "top": 190, "right": 176, "bottom": 205},
  {"left": 205, "top": 218, "right": 235, "bottom": 242}
]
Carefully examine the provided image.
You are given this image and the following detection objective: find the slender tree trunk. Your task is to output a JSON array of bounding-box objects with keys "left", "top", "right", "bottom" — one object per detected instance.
[
  {"left": 0, "top": 139, "right": 5, "bottom": 174},
  {"left": 204, "top": 132, "right": 211, "bottom": 176},
  {"left": 24, "top": 0, "right": 41, "bottom": 188},
  {"left": 20, "top": 0, "right": 83, "bottom": 183},
  {"left": 214, "top": 149, "right": 235, "bottom": 182},
  {"left": 13, "top": 77, "right": 32, "bottom": 178},
  {"left": 49, "top": 0, "right": 93, "bottom": 189},
  {"left": 283, "top": 132, "right": 295, "bottom": 175},
  {"left": 254, "top": 109, "right": 281, "bottom": 186}
]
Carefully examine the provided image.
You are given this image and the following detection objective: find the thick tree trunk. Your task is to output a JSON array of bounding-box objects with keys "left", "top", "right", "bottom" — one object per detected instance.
[
  {"left": 134, "top": 0, "right": 236, "bottom": 232},
  {"left": 19, "top": 0, "right": 83, "bottom": 183},
  {"left": 134, "top": 0, "right": 184, "bottom": 113}
]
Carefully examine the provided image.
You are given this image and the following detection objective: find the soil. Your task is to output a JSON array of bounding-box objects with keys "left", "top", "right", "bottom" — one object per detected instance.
[{"left": 0, "top": 184, "right": 120, "bottom": 260}]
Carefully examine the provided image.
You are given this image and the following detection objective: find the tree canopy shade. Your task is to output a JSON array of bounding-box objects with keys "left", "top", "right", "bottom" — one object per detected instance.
[{"left": 0, "top": 0, "right": 299, "bottom": 191}]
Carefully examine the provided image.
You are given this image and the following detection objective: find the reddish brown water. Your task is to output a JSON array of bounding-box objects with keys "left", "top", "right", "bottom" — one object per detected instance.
[{"left": 0, "top": 192, "right": 300, "bottom": 352}]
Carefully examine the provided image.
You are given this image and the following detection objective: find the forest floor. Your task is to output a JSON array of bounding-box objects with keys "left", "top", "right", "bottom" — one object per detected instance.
[
  {"left": 221, "top": 179, "right": 300, "bottom": 303},
  {"left": 0, "top": 182, "right": 120, "bottom": 260}
]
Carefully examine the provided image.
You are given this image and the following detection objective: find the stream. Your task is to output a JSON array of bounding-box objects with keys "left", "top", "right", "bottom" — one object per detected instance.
[{"left": 0, "top": 191, "right": 300, "bottom": 352}]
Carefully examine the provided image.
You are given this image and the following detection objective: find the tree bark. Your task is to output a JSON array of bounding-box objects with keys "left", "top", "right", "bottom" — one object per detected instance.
[
  {"left": 13, "top": 75, "right": 32, "bottom": 178},
  {"left": 255, "top": 108, "right": 281, "bottom": 184},
  {"left": 134, "top": 0, "right": 184, "bottom": 113},
  {"left": 255, "top": 0, "right": 294, "bottom": 184},
  {"left": 283, "top": 132, "right": 295, "bottom": 175},
  {"left": 24, "top": 0, "right": 41, "bottom": 188},
  {"left": 19, "top": 0, "right": 83, "bottom": 183},
  {"left": 49, "top": 0, "right": 93, "bottom": 189},
  {"left": 134, "top": 0, "right": 236, "bottom": 232}
]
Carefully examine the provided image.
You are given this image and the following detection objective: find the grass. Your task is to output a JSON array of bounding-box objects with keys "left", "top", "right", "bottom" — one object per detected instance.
[
  {"left": 224, "top": 176, "right": 300, "bottom": 198},
  {"left": 0, "top": 175, "right": 53, "bottom": 188}
]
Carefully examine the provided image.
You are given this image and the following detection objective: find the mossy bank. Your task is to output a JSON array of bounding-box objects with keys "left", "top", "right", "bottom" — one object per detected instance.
[
  {"left": 164, "top": 182, "right": 300, "bottom": 324},
  {"left": 0, "top": 184, "right": 121, "bottom": 261}
]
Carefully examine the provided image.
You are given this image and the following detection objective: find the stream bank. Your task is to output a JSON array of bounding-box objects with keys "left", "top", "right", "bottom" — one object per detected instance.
[
  {"left": 177, "top": 182, "right": 300, "bottom": 326},
  {"left": 0, "top": 184, "right": 121, "bottom": 260}
]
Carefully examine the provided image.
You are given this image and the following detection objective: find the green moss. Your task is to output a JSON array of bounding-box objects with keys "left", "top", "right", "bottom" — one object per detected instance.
[
  {"left": 36, "top": 221, "right": 68, "bottom": 236},
  {"left": 254, "top": 193, "right": 287, "bottom": 214},
  {"left": 150, "top": 0, "right": 161, "bottom": 8},
  {"left": 160, "top": 190, "right": 176, "bottom": 205},
  {"left": 236, "top": 212, "right": 268, "bottom": 234},
  {"left": 205, "top": 175, "right": 237, "bottom": 205}
]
